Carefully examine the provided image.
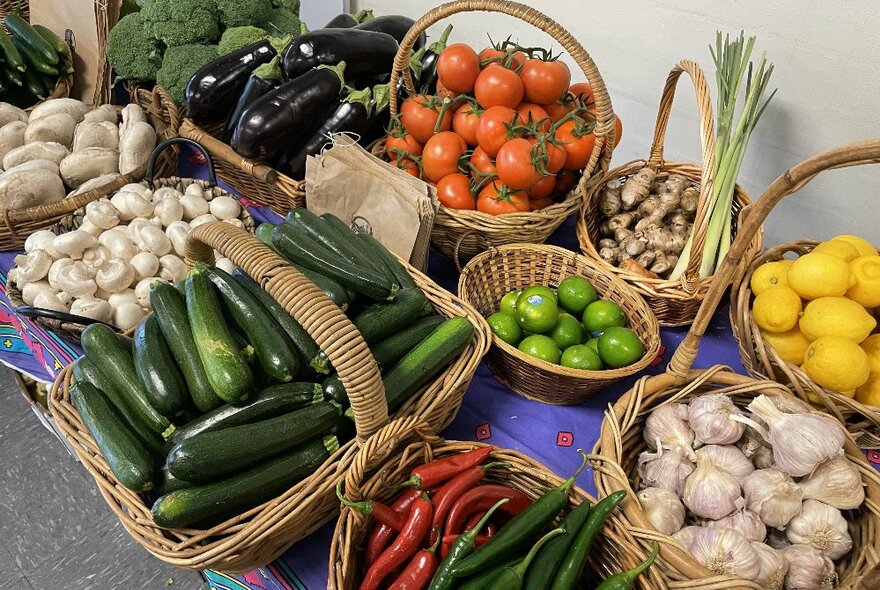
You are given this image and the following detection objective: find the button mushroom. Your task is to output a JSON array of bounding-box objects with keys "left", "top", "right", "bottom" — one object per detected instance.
[
  {"left": 184, "top": 183, "right": 205, "bottom": 200},
  {"left": 96, "top": 259, "right": 136, "bottom": 292},
  {"left": 104, "top": 233, "right": 138, "bottom": 263},
  {"left": 13, "top": 249, "right": 53, "bottom": 285},
  {"left": 24, "top": 230, "right": 61, "bottom": 258},
  {"left": 34, "top": 290, "right": 70, "bottom": 312},
  {"left": 165, "top": 221, "right": 190, "bottom": 257},
  {"left": 55, "top": 262, "right": 98, "bottom": 297},
  {"left": 113, "top": 301, "right": 146, "bottom": 331},
  {"left": 70, "top": 297, "right": 112, "bottom": 323},
  {"left": 85, "top": 200, "right": 121, "bottom": 230},
  {"left": 190, "top": 213, "right": 218, "bottom": 228},
  {"left": 158, "top": 254, "right": 187, "bottom": 283},
  {"left": 153, "top": 198, "right": 184, "bottom": 227},
  {"left": 21, "top": 281, "right": 54, "bottom": 306},
  {"left": 134, "top": 224, "right": 172, "bottom": 256},
  {"left": 108, "top": 289, "right": 137, "bottom": 308},
  {"left": 179, "top": 193, "right": 209, "bottom": 220},
  {"left": 120, "top": 182, "right": 149, "bottom": 197},
  {"left": 151, "top": 186, "right": 181, "bottom": 202},
  {"left": 48, "top": 258, "right": 74, "bottom": 289},
  {"left": 209, "top": 196, "right": 241, "bottom": 220},
  {"left": 222, "top": 218, "right": 245, "bottom": 230},
  {"left": 130, "top": 251, "right": 159, "bottom": 281},
  {"left": 111, "top": 190, "right": 153, "bottom": 221},
  {"left": 215, "top": 257, "right": 235, "bottom": 274},
  {"left": 133, "top": 277, "right": 158, "bottom": 308},
  {"left": 53, "top": 230, "right": 98, "bottom": 260},
  {"left": 78, "top": 219, "right": 104, "bottom": 238},
  {"left": 82, "top": 245, "right": 110, "bottom": 267}
]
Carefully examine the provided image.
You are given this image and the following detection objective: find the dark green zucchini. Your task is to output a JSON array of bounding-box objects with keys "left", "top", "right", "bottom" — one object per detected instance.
[
  {"left": 321, "top": 375, "right": 347, "bottom": 405},
  {"left": 371, "top": 315, "right": 445, "bottom": 370},
  {"left": 255, "top": 222, "right": 276, "bottom": 248},
  {"left": 5, "top": 13, "right": 59, "bottom": 65},
  {"left": 327, "top": 416, "right": 356, "bottom": 445},
  {"left": 0, "top": 30, "right": 25, "bottom": 71},
  {"left": 352, "top": 288, "right": 428, "bottom": 344},
  {"left": 353, "top": 229, "right": 419, "bottom": 290},
  {"left": 286, "top": 208, "right": 385, "bottom": 276},
  {"left": 133, "top": 315, "right": 188, "bottom": 418},
  {"left": 155, "top": 465, "right": 193, "bottom": 496}
]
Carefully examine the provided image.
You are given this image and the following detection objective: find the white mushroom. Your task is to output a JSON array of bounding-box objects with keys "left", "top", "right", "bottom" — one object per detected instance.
[
  {"left": 223, "top": 218, "right": 245, "bottom": 230},
  {"left": 105, "top": 234, "right": 138, "bottom": 262},
  {"left": 113, "top": 301, "right": 146, "bottom": 331},
  {"left": 48, "top": 258, "right": 74, "bottom": 289},
  {"left": 34, "top": 290, "right": 69, "bottom": 312},
  {"left": 56, "top": 291, "right": 73, "bottom": 307},
  {"left": 179, "top": 193, "right": 209, "bottom": 220},
  {"left": 110, "top": 190, "right": 153, "bottom": 221},
  {"left": 21, "top": 281, "right": 54, "bottom": 306},
  {"left": 108, "top": 289, "right": 138, "bottom": 308},
  {"left": 184, "top": 183, "right": 205, "bottom": 200},
  {"left": 165, "top": 221, "right": 190, "bottom": 257},
  {"left": 133, "top": 224, "right": 172, "bottom": 256},
  {"left": 190, "top": 213, "right": 218, "bottom": 228},
  {"left": 126, "top": 218, "right": 153, "bottom": 240},
  {"left": 77, "top": 219, "right": 103, "bottom": 238},
  {"left": 53, "top": 231, "right": 98, "bottom": 260},
  {"left": 134, "top": 277, "right": 159, "bottom": 308},
  {"left": 97, "top": 226, "right": 128, "bottom": 247},
  {"left": 158, "top": 254, "right": 187, "bottom": 283},
  {"left": 130, "top": 251, "right": 159, "bottom": 281},
  {"left": 151, "top": 186, "right": 181, "bottom": 202},
  {"left": 96, "top": 259, "right": 135, "bottom": 292},
  {"left": 24, "top": 230, "right": 61, "bottom": 258},
  {"left": 215, "top": 257, "right": 235, "bottom": 274},
  {"left": 85, "top": 200, "right": 121, "bottom": 230},
  {"left": 119, "top": 182, "right": 148, "bottom": 196},
  {"left": 81, "top": 245, "right": 110, "bottom": 267},
  {"left": 55, "top": 262, "right": 97, "bottom": 297},
  {"left": 70, "top": 297, "right": 112, "bottom": 323},
  {"left": 153, "top": 198, "right": 184, "bottom": 227},
  {"left": 13, "top": 249, "right": 53, "bottom": 284},
  {"left": 209, "top": 196, "right": 241, "bottom": 220}
]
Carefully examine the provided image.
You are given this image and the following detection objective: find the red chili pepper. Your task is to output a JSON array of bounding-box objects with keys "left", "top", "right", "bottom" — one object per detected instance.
[
  {"left": 337, "top": 480, "right": 407, "bottom": 530},
  {"left": 401, "top": 447, "right": 493, "bottom": 489},
  {"left": 439, "top": 533, "right": 491, "bottom": 559},
  {"left": 359, "top": 493, "right": 433, "bottom": 590},
  {"left": 386, "top": 529, "right": 441, "bottom": 590},
  {"left": 365, "top": 489, "right": 420, "bottom": 565},
  {"left": 463, "top": 511, "right": 497, "bottom": 537},
  {"left": 428, "top": 461, "right": 506, "bottom": 543},
  {"left": 445, "top": 484, "right": 533, "bottom": 534}
]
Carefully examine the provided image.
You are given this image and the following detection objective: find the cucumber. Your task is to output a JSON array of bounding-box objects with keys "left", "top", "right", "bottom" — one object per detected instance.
[
  {"left": 5, "top": 13, "right": 59, "bottom": 65},
  {"left": 0, "top": 66, "right": 22, "bottom": 87},
  {"left": 70, "top": 381, "right": 154, "bottom": 492},
  {"left": 20, "top": 66, "right": 47, "bottom": 100},
  {"left": 287, "top": 208, "right": 385, "bottom": 276},
  {"left": 353, "top": 229, "right": 419, "bottom": 290},
  {"left": 151, "top": 282, "right": 223, "bottom": 413},
  {"left": 168, "top": 382, "right": 323, "bottom": 447},
  {"left": 9, "top": 33, "right": 57, "bottom": 78},
  {"left": 167, "top": 401, "right": 341, "bottom": 483},
  {"left": 371, "top": 315, "right": 445, "bottom": 370},
  {"left": 155, "top": 465, "right": 192, "bottom": 496},
  {"left": 80, "top": 323, "right": 175, "bottom": 440},
  {"left": 31, "top": 25, "right": 69, "bottom": 59},
  {"left": 185, "top": 271, "right": 254, "bottom": 404},
  {"left": 133, "top": 315, "right": 188, "bottom": 418},
  {"left": 0, "top": 31, "right": 25, "bottom": 71},
  {"left": 255, "top": 222, "right": 276, "bottom": 246},
  {"left": 352, "top": 287, "right": 428, "bottom": 344},
  {"left": 152, "top": 436, "right": 337, "bottom": 529},
  {"left": 322, "top": 376, "right": 347, "bottom": 405}
]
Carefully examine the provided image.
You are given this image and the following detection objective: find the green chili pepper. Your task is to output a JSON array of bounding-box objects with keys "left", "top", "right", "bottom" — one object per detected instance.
[
  {"left": 450, "top": 450, "right": 590, "bottom": 579},
  {"left": 595, "top": 542, "right": 659, "bottom": 590},
  {"left": 457, "top": 558, "right": 521, "bottom": 590},
  {"left": 485, "top": 528, "right": 565, "bottom": 590},
  {"left": 522, "top": 497, "right": 592, "bottom": 590},
  {"left": 548, "top": 490, "right": 627, "bottom": 590}
]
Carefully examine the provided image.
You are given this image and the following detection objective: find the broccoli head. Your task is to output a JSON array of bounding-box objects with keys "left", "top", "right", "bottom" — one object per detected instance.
[
  {"left": 156, "top": 44, "right": 218, "bottom": 105},
  {"left": 270, "top": 0, "right": 300, "bottom": 13},
  {"left": 215, "top": 0, "right": 273, "bottom": 28},
  {"left": 218, "top": 26, "right": 268, "bottom": 55},
  {"left": 264, "top": 8, "right": 302, "bottom": 37},
  {"left": 143, "top": 0, "right": 221, "bottom": 47},
  {"left": 107, "top": 12, "right": 164, "bottom": 82}
]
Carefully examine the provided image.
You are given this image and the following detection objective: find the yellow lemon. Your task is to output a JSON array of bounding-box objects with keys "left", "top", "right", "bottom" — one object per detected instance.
[
  {"left": 787, "top": 252, "right": 854, "bottom": 299},
  {"left": 803, "top": 336, "right": 871, "bottom": 392},
  {"left": 847, "top": 255, "right": 880, "bottom": 308},
  {"left": 760, "top": 328, "right": 811, "bottom": 365},
  {"left": 833, "top": 234, "right": 878, "bottom": 258},
  {"left": 812, "top": 239, "right": 860, "bottom": 262},
  {"left": 856, "top": 373, "right": 880, "bottom": 407},
  {"left": 752, "top": 285, "right": 802, "bottom": 333},
  {"left": 799, "top": 297, "right": 877, "bottom": 342},
  {"left": 804, "top": 386, "right": 855, "bottom": 405},
  {"left": 750, "top": 260, "right": 794, "bottom": 295},
  {"left": 861, "top": 334, "right": 880, "bottom": 374}
]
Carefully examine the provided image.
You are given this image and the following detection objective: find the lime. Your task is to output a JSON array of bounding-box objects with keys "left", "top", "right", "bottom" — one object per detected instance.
[
  {"left": 487, "top": 312, "right": 522, "bottom": 345},
  {"left": 582, "top": 300, "right": 627, "bottom": 335},
  {"left": 516, "top": 291, "right": 559, "bottom": 334},
  {"left": 499, "top": 290, "right": 521, "bottom": 315},
  {"left": 597, "top": 327, "right": 644, "bottom": 368},
  {"left": 560, "top": 344, "right": 603, "bottom": 370},
  {"left": 586, "top": 337, "right": 599, "bottom": 353},
  {"left": 549, "top": 313, "right": 586, "bottom": 350},
  {"left": 557, "top": 276, "right": 598, "bottom": 315},
  {"left": 518, "top": 334, "right": 561, "bottom": 364},
  {"left": 518, "top": 285, "right": 557, "bottom": 305}
]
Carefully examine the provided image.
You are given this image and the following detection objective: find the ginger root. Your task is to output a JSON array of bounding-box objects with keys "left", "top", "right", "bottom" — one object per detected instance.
[
  {"left": 680, "top": 186, "right": 699, "bottom": 217},
  {"left": 621, "top": 167, "right": 656, "bottom": 209},
  {"left": 608, "top": 212, "right": 636, "bottom": 231},
  {"left": 599, "top": 179, "right": 623, "bottom": 217},
  {"left": 650, "top": 251, "right": 674, "bottom": 275},
  {"left": 663, "top": 174, "right": 689, "bottom": 196}
]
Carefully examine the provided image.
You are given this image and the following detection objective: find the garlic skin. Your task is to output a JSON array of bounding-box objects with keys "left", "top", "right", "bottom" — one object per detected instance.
[
  {"left": 742, "top": 469, "right": 803, "bottom": 529},
  {"left": 671, "top": 525, "right": 701, "bottom": 550},
  {"left": 782, "top": 544, "right": 836, "bottom": 590},
  {"left": 708, "top": 509, "right": 766, "bottom": 542},
  {"left": 738, "top": 424, "right": 775, "bottom": 469},
  {"left": 786, "top": 499, "right": 852, "bottom": 560},
  {"left": 683, "top": 453, "right": 743, "bottom": 520},
  {"left": 696, "top": 445, "right": 754, "bottom": 480},
  {"left": 689, "top": 527, "right": 760, "bottom": 579},
  {"left": 688, "top": 394, "right": 745, "bottom": 445},
  {"left": 798, "top": 456, "right": 865, "bottom": 510},
  {"left": 751, "top": 542, "right": 788, "bottom": 590},
  {"left": 637, "top": 487, "right": 685, "bottom": 535},
  {"left": 638, "top": 446, "right": 695, "bottom": 496},
  {"left": 644, "top": 403, "right": 695, "bottom": 453}
]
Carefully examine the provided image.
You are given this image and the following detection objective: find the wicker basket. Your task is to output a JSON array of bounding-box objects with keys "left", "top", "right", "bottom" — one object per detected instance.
[
  {"left": 48, "top": 225, "right": 490, "bottom": 572},
  {"left": 577, "top": 60, "right": 762, "bottom": 327},
  {"left": 458, "top": 243, "right": 661, "bottom": 405},
  {"left": 384, "top": 0, "right": 618, "bottom": 262},
  {"left": 129, "top": 85, "right": 181, "bottom": 140},
  {"left": 328, "top": 414, "right": 661, "bottom": 590},
  {"left": 592, "top": 139, "right": 880, "bottom": 589}
]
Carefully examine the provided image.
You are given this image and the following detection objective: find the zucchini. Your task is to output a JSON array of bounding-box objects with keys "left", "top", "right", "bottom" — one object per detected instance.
[
  {"left": 327, "top": 416, "right": 356, "bottom": 445},
  {"left": 32, "top": 24, "right": 69, "bottom": 60},
  {"left": 371, "top": 315, "right": 445, "bottom": 370},
  {"left": 155, "top": 465, "right": 192, "bottom": 496},
  {"left": 186, "top": 271, "right": 254, "bottom": 404},
  {"left": 80, "top": 323, "right": 175, "bottom": 440},
  {"left": 0, "top": 31, "right": 25, "bottom": 71},
  {"left": 20, "top": 66, "right": 47, "bottom": 100},
  {"left": 0, "top": 67, "right": 22, "bottom": 87},
  {"left": 352, "top": 287, "right": 428, "bottom": 344},
  {"left": 354, "top": 229, "right": 419, "bottom": 290},
  {"left": 151, "top": 282, "right": 223, "bottom": 413},
  {"left": 167, "top": 401, "right": 341, "bottom": 483},
  {"left": 133, "top": 315, "right": 188, "bottom": 418},
  {"left": 255, "top": 222, "right": 276, "bottom": 246},
  {"left": 70, "top": 381, "right": 154, "bottom": 492},
  {"left": 321, "top": 375, "right": 347, "bottom": 405},
  {"left": 152, "top": 436, "right": 338, "bottom": 529},
  {"left": 168, "top": 382, "right": 323, "bottom": 447},
  {"left": 319, "top": 213, "right": 402, "bottom": 284},
  {"left": 5, "top": 13, "right": 59, "bottom": 65},
  {"left": 287, "top": 208, "right": 385, "bottom": 276}
]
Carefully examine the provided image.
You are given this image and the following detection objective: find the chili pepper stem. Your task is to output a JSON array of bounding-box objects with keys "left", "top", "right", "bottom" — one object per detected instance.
[
  {"left": 336, "top": 479, "right": 372, "bottom": 515},
  {"left": 560, "top": 450, "right": 590, "bottom": 494},
  {"left": 626, "top": 542, "right": 659, "bottom": 581},
  {"left": 467, "top": 498, "right": 508, "bottom": 540},
  {"left": 513, "top": 528, "right": 566, "bottom": 578},
  {"left": 596, "top": 542, "right": 659, "bottom": 590}
]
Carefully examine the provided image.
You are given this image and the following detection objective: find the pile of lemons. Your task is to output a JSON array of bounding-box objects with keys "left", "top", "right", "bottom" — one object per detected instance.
[{"left": 750, "top": 234, "right": 880, "bottom": 406}]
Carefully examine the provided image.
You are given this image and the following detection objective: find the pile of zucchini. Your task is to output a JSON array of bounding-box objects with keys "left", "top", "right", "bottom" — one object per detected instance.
[
  {"left": 70, "top": 210, "right": 474, "bottom": 529},
  {"left": 0, "top": 15, "right": 72, "bottom": 107}
]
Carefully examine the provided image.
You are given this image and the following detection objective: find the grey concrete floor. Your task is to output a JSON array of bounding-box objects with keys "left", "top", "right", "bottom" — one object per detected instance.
[{"left": 0, "top": 366, "right": 207, "bottom": 590}]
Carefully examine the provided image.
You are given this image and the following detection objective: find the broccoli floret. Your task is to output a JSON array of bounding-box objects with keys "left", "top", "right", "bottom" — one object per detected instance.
[
  {"left": 157, "top": 44, "right": 218, "bottom": 105},
  {"left": 264, "top": 8, "right": 301, "bottom": 37},
  {"left": 142, "top": 0, "right": 221, "bottom": 47},
  {"left": 273, "top": 0, "right": 300, "bottom": 14},
  {"left": 217, "top": 26, "right": 268, "bottom": 55},
  {"left": 107, "top": 13, "right": 164, "bottom": 82},
  {"left": 215, "top": 0, "right": 273, "bottom": 28}
]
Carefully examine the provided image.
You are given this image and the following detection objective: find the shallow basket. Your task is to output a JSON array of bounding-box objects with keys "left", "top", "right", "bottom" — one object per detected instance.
[
  {"left": 577, "top": 60, "right": 762, "bottom": 327},
  {"left": 48, "top": 225, "right": 490, "bottom": 572},
  {"left": 458, "top": 243, "right": 661, "bottom": 405}
]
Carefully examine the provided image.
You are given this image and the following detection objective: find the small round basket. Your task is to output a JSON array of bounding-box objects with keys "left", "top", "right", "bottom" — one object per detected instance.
[{"left": 458, "top": 243, "right": 661, "bottom": 405}]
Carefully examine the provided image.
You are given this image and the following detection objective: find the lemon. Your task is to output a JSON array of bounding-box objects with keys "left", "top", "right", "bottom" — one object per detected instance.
[
  {"left": 750, "top": 260, "right": 794, "bottom": 295},
  {"left": 812, "top": 239, "right": 860, "bottom": 262},
  {"left": 787, "top": 252, "right": 854, "bottom": 299},
  {"left": 847, "top": 255, "right": 880, "bottom": 308},
  {"left": 833, "top": 234, "right": 877, "bottom": 258},
  {"left": 804, "top": 386, "right": 855, "bottom": 405},
  {"left": 760, "top": 328, "right": 811, "bottom": 364},
  {"left": 856, "top": 373, "right": 880, "bottom": 407},
  {"left": 803, "top": 336, "right": 871, "bottom": 392},
  {"left": 799, "top": 297, "right": 877, "bottom": 342},
  {"left": 861, "top": 334, "right": 880, "bottom": 374},
  {"left": 752, "top": 286, "right": 802, "bottom": 333}
]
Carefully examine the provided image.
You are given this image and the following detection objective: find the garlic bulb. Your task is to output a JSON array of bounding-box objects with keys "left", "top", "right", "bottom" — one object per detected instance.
[
  {"left": 644, "top": 403, "right": 694, "bottom": 452},
  {"left": 751, "top": 542, "right": 788, "bottom": 590},
  {"left": 637, "top": 487, "right": 685, "bottom": 535},
  {"left": 688, "top": 394, "right": 745, "bottom": 444},
  {"left": 689, "top": 527, "right": 760, "bottom": 579},
  {"left": 682, "top": 453, "right": 743, "bottom": 520},
  {"left": 747, "top": 395, "right": 844, "bottom": 477},
  {"left": 742, "top": 469, "right": 803, "bottom": 529},
  {"left": 738, "top": 424, "right": 775, "bottom": 469},
  {"left": 638, "top": 446, "right": 695, "bottom": 496},
  {"left": 696, "top": 445, "right": 754, "bottom": 479},
  {"left": 708, "top": 509, "right": 766, "bottom": 542},
  {"left": 782, "top": 544, "right": 836, "bottom": 590},
  {"left": 671, "top": 525, "right": 701, "bottom": 550},
  {"left": 786, "top": 499, "right": 852, "bottom": 560},
  {"left": 798, "top": 456, "right": 865, "bottom": 510}
]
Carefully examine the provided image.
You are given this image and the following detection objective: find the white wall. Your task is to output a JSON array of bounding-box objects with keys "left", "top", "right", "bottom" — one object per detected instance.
[{"left": 350, "top": 0, "right": 880, "bottom": 246}]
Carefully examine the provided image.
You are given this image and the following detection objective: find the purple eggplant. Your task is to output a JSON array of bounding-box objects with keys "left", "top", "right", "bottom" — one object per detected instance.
[
  {"left": 353, "top": 15, "right": 424, "bottom": 50},
  {"left": 221, "top": 73, "right": 276, "bottom": 142},
  {"left": 325, "top": 9, "right": 374, "bottom": 28},
  {"left": 282, "top": 29, "right": 398, "bottom": 81}
]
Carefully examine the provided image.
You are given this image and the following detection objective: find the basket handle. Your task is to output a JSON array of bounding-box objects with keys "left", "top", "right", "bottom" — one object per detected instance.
[
  {"left": 668, "top": 138, "right": 880, "bottom": 377},
  {"left": 388, "top": 0, "right": 617, "bottom": 172},
  {"left": 179, "top": 119, "right": 279, "bottom": 184},
  {"left": 14, "top": 306, "right": 115, "bottom": 329},
  {"left": 184, "top": 223, "right": 391, "bottom": 442},
  {"left": 146, "top": 137, "right": 217, "bottom": 187}
]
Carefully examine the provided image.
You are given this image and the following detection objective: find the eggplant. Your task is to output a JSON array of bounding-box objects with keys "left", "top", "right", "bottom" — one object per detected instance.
[
  {"left": 417, "top": 24, "right": 452, "bottom": 94},
  {"left": 184, "top": 41, "right": 276, "bottom": 123},
  {"left": 222, "top": 74, "right": 276, "bottom": 142},
  {"left": 363, "top": 83, "right": 391, "bottom": 145},
  {"left": 325, "top": 9, "right": 373, "bottom": 28},
  {"left": 231, "top": 63, "right": 345, "bottom": 160},
  {"left": 353, "top": 15, "right": 425, "bottom": 50},
  {"left": 282, "top": 29, "right": 398, "bottom": 81}
]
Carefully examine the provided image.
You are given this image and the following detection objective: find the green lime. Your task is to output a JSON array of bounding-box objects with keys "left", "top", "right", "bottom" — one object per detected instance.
[
  {"left": 518, "top": 334, "right": 561, "bottom": 364},
  {"left": 549, "top": 313, "right": 585, "bottom": 350},
  {"left": 582, "top": 300, "right": 627, "bottom": 336},
  {"left": 597, "top": 327, "right": 645, "bottom": 368},
  {"left": 586, "top": 337, "right": 599, "bottom": 353},
  {"left": 487, "top": 312, "right": 522, "bottom": 346},
  {"left": 499, "top": 290, "right": 521, "bottom": 315},
  {"left": 516, "top": 291, "right": 559, "bottom": 334},
  {"left": 557, "top": 276, "right": 598, "bottom": 316},
  {"left": 518, "top": 285, "right": 557, "bottom": 306},
  {"left": 560, "top": 344, "right": 603, "bottom": 370}
]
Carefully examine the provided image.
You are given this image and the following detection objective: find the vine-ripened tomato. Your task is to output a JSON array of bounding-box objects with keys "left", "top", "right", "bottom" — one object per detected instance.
[
  {"left": 437, "top": 43, "right": 481, "bottom": 94},
  {"left": 452, "top": 103, "right": 481, "bottom": 147},
  {"left": 495, "top": 138, "right": 543, "bottom": 190},
  {"left": 613, "top": 115, "right": 623, "bottom": 148},
  {"left": 401, "top": 95, "right": 453, "bottom": 144},
  {"left": 385, "top": 131, "right": 423, "bottom": 159},
  {"left": 435, "top": 80, "right": 456, "bottom": 99},
  {"left": 529, "top": 137, "right": 566, "bottom": 174},
  {"left": 528, "top": 174, "right": 556, "bottom": 200},
  {"left": 436, "top": 173, "right": 475, "bottom": 210},
  {"left": 515, "top": 103, "right": 551, "bottom": 133},
  {"left": 422, "top": 131, "right": 467, "bottom": 182},
  {"left": 554, "top": 119, "right": 597, "bottom": 171},
  {"left": 476, "top": 180, "right": 530, "bottom": 215},
  {"left": 478, "top": 47, "right": 526, "bottom": 70},
  {"left": 520, "top": 59, "right": 571, "bottom": 104},
  {"left": 529, "top": 197, "right": 554, "bottom": 211},
  {"left": 543, "top": 97, "right": 575, "bottom": 123},
  {"left": 476, "top": 105, "right": 519, "bottom": 156},
  {"left": 389, "top": 157, "right": 421, "bottom": 178},
  {"left": 554, "top": 169, "right": 578, "bottom": 195},
  {"left": 469, "top": 146, "right": 496, "bottom": 177},
  {"left": 474, "top": 64, "right": 524, "bottom": 109},
  {"left": 569, "top": 82, "right": 594, "bottom": 106}
]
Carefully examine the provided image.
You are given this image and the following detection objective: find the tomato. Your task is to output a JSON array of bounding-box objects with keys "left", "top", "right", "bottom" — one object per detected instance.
[
  {"left": 474, "top": 64, "right": 524, "bottom": 109},
  {"left": 401, "top": 95, "right": 453, "bottom": 144},
  {"left": 528, "top": 175, "right": 556, "bottom": 200},
  {"left": 554, "top": 169, "right": 578, "bottom": 195},
  {"left": 435, "top": 80, "right": 456, "bottom": 100},
  {"left": 542, "top": 98, "right": 575, "bottom": 123},
  {"left": 452, "top": 103, "right": 481, "bottom": 147},
  {"left": 529, "top": 197, "right": 554, "bottom": 211},
  {"left": 496, "top": 138, "right": 542, "bottom": 190},
  {"left": 614, "top": 115, "right": 623, "bottom": 148},
  {"left": 569, "top": 82, "right": 593, "bottom": 106},
  {"left": 385, "top": 131, "right": 423, "bottom": 159},
  {"left": 554, "top": 119, "right": 597, "bottom": 171},
  {"left": 476, "top": 105, "right": 519, "bottom": 156},
  {"left": 520, "top": 59, "right": 571, "bottom": 104},
  {"left": 436, "top": 173, "right": 475, "bottom": 210},
  {"left": 478, "top": 47, "right": 526, "bottom": 70},
  {"left": 422, "top": 131, "right": 467, "bottom": 182},
  {"left": 469, "top": 146, "right": 496, "bottom": 177},
  {"left": 437, "top": 43, "right": 481, "bottom": 94},
  {"left": 515, "top": 103, "right": 551, "bottom": 132},
  {"left": 390, "top": 157, "right": 421, "bottom": 178},
  {"left": 529, "top": 137, "right": 566, "bottom": 174},
  {"left": 476, "top": 180, "right": 530, "bottom": 215}
]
